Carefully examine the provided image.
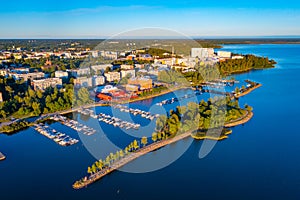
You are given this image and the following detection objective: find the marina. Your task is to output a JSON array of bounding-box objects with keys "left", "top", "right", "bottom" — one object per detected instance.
[
  {"left": 112, "top": 105, "right": 159, "bottom": 120},
  {"left": 34, "top": 124, "right": 79, "bottom": 146},
  {"left": 156, "top": 91, "right": 202, "bottom": 106},
  {"left": 97, "top": 112, "right": 141, "bottom": 130},
  {"left": 50, "top": 115, "right": 97, "bottom": 136},
  {"left": 77, "top": 109, "right": 98, "bottom": 119}
]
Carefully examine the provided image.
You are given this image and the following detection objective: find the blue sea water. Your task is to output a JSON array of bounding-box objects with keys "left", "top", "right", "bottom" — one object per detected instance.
[{"left": 0, "top": 44, "right": 300, "bottom": 200}]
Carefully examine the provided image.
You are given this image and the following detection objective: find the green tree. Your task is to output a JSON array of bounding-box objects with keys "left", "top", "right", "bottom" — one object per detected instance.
[
  {"left": 87, "top": 166, "right": 92, "bottom": 175},
  {"left": 141, "top": 136, "right": 148, "bottom": 147},
  {"left": 152, "top": 132, "right": 158, "bottom": 142}
]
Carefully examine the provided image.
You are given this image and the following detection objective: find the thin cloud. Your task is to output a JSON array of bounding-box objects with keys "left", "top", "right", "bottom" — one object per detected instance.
[{"left": 51, "top": 5, "right": 162, "bottom": 16}]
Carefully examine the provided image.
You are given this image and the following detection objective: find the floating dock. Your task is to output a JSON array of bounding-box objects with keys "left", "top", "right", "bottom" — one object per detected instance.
[
  {"left": 97, "top": 112, "right": 140, "bottom": 130},
  {"left": 34, "top": 124, "right": 79, "bottom": 146},
  {"left": 156, "top": 91, "right": 202, "bottom": 106},
  {"left": 113, "top": 105, "right": 159, "bottom": 120},
  {"left": 50, "top": 115, "right": 96, "bottom": 136},
  {"left": 0, "top": 152, "right": 6, "bottom": 161}
]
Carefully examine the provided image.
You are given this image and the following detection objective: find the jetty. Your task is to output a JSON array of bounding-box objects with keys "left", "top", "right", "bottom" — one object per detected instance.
[
  {"left": 50, "top": 115, "right": 96, "bottom": 136},
  {"left": 73, "top": 130, "right": 192, "bottom": 189},
  {"left": 0, "top": 152, "right": 6, "bottom": 161},
  {"left": 97, "top": 112, "right": 140, "bottom": 130},
  {"left": 156, "top": 91, "right": 202, "bottom": 106},
  {"left": 113, "top": 105, "right": 159, "bottom": 120}
]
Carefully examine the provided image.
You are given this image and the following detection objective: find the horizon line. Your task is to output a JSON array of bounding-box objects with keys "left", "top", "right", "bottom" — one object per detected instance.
[{"left": 0, "top": 35, "right": 300, "bottom": 40}]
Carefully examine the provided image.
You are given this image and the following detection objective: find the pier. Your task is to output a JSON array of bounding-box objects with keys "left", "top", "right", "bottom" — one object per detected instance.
[
  {"left": 34, "top": 124, "right": 79, "bottom": 146},
  {"left": 113, "top": 105, "right": 159, "bottom": 120},
  {"left": 156, "top": 91, "right": 202, "bottom": 106},
  {"left": 0, "top": 152, "right": 6, "bottom": 161},
  {"left": 50, "top": 115, "right": 96, "bottom": 136},
  {"left": 73, "top": 130, "right": 192, "bottom": 189},
  {"left": 97, "top": 112, "right": 140, "bottom": 130},
  {"left": 78, "top": 108, "right": 141, "bottom": 130}
]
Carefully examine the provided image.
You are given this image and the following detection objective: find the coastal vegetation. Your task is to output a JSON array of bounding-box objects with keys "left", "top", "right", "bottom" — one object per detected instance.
[
  {"left": 0, "top": 120, "right": 31, "bottom": 134},
  {"left": 0, "top": 76, "right": 91, "bottom": 120},
  {"left": 74, "top": 96, "right": 252, "bottom": 188},
  {"left": 217, "top": 55, "right": 276, "bottom": 75},
  {"left": 191, "top": 128, "right": 232, "bottom": 140},
  {"left": 182, "top": 55, "right": 276, "bottom": 84}
]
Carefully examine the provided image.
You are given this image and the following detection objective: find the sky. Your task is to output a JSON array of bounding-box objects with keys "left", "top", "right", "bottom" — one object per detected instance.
[{"left": 1, "top": 0, "right": 300, "bottom": 38}]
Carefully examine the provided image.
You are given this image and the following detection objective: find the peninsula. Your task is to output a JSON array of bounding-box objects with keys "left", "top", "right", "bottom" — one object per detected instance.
[{"left": 73, "top": 95, "right": 255, "bottom": 189}]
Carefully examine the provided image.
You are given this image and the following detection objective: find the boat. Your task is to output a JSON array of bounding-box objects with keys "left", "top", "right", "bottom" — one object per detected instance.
[{"left": 0, "top": 152, "right": 6, "bottom": 161}]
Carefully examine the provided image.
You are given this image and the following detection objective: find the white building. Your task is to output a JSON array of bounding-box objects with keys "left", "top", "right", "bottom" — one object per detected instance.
[
  {"left": 32, "top": 78, "right": 62, "bottom": 91},
  {"left": 104, "top": 72, "right": 121, "bottom": 82},
  {"left": 55, "top": 71, "right": 68, "bottom": 78},
  {"left": 91, "top": 64, "right": 113, "bottom": 74},
  {"left": 93, "top": 75, "right": 105, "bottom": 86},
  {"left": 191, "top": 48, "right": 214, "bottom": 58},
  {"left": 121, "top": 70, "right": 136, "bottom": 79},
  {"left": 74, "top": 77, "right": 93, "bottom": 87},
  {"left": 232, "top": 55, "right": 244, "bottom": 59},
  {"left": 121, "top": 64, "right": 134, "bottom": 70},
  {"left": 217, "top": 51, "right": 232, "bottom": 58},
  {"left": 99, "top": 51, "right": 118, "bottom": 60},
  {"left": 91, "top": 51, "right": 99, "bottom": 58},
  {"left": 67, "top": 68, "right": 90, "bottom": 78},
  {"left": 10, "top": 72, "right": 45, "bottom": 81}
]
